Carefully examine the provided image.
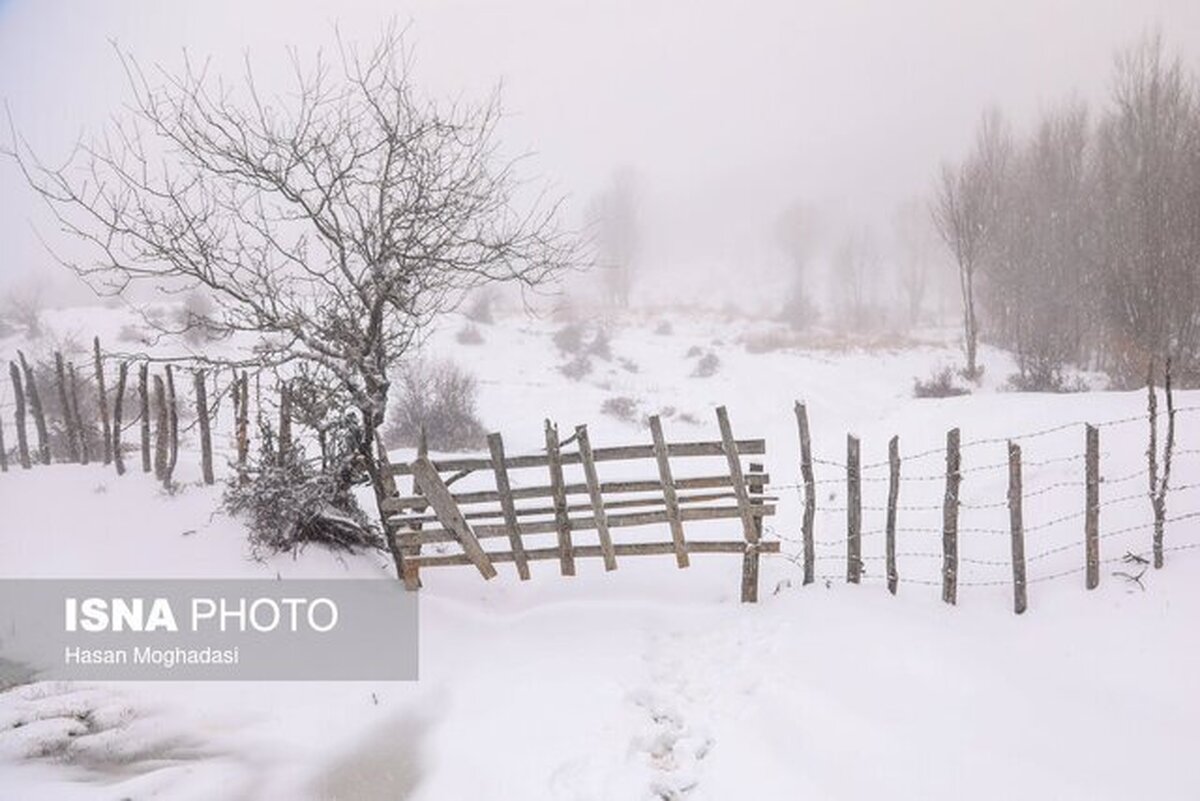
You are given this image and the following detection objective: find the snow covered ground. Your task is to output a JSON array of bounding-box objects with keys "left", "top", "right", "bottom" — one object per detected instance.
[{"left": 1, "top": 305, "right": 1198, "bottom": 800}]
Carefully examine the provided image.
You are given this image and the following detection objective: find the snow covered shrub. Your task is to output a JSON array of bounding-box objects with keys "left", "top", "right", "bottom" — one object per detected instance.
[
  {"left": 553, "top": 322, "right": 586, "bottom": 354},
  {"left": 691, "top": 352, "right": 721, "bottom": 378},
  {"left": 913, "top": 367, "right": 970, "bottom": 398},
  {"left": 601, "top": 396, "right": 639, "bottom": 423},
  {"left": 560, "top": 354, "right": 593, "bottom": 381},
  {"left": 463, "top": 288, "right": 497, "bottom": 325},
  {"left": 223, "top": 423, "right": 380, "bottom": 556},
  {"left": 175, "top": 290, "right": 220, "bottom": 345},
  {"left": 456, "top": 324, "right": 485, "bottom": 345},
  {"left": 586, "top": 329, "right": 613, "bottom": 360},
  {"left": 685, "top": 345, "right": 703, "bottom": 358},
  {"left": 384, "top": 359, "right": 487, "bottom": 451}
]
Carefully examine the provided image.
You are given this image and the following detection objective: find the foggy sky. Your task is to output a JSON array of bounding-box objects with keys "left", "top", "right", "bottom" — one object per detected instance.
[{"left": 2, "top": 0, "right": 1198, "bottom": 306}]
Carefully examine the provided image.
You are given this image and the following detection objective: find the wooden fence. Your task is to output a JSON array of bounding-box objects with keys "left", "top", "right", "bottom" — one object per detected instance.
[{"left": 381, "top": 407, "right": 780, "bottom": 602}]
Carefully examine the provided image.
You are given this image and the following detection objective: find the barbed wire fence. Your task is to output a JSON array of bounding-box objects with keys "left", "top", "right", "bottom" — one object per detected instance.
[{"left": 769, "top": 383, "right": 1199, "bottom": 612}]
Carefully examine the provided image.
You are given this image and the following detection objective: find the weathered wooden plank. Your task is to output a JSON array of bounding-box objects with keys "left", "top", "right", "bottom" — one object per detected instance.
[
  {"left": 886, "top": 435, "right": 900, "bottom": 595},
  {"left": 942, "top": 428, "right": 961, "bottom": 606},
  {"left": 743, "top": 462, "right": 765, "bottom": 603},
  {"left": 545, "top": 420, "right": 575, "bottom": 576},
  {"left": 1008, "top": 441, "right": 1027, "bottom": 615},
  {"left": 384, "top": 438, "right": 768, "bottom": 477},
  {"left": 388, "top": 490, "right": 776, "bottom": 527},
  {"left": 1085, "top": 424, "right": 1099, "bottom": 590},
  {"left": 488, "top": 432, "right": 531, "bottom": 580},
  {"left": 194, "top": 370, "right": 214, "bottom": 485},
  {"left": 17, "top": 351, "right": 50, "bottom": 465},
  {"left": 410, "top": 456, "right": 497, "bottom": 580},
  {"left": 847, "top": 434, "right": 861, "bottom": 584},
  {"left": 138, "top": 362, "right": 151, "bottom": 473},
  {"left": 649, "top": 415, "right": 689, "bottom": 568},
  {"left": 575, "top": 425, "right": 617, "bottom": 571},
  {"left": 396, "top": 503, "right": 778, "bottom": 545},
  {"left": 381, "top": 473, "right": 768, "bottom": 513},
  {"left": 93, "top": 337, "right": 112, "bottom": 465},
  {"left": 715, "top": 406, "right": 759, "bottom": 546},
  {"left": 795, "top": 401, "right": 816, "bottom": 586},
  {"left": 9, "top": 362, "right": 30, "bottom": 469},
  {"left": 413, "top": 539, "right": 782, "bottom": 568},
  {"left": 111, "top": 362, "right": 127, "bottom": 476}
]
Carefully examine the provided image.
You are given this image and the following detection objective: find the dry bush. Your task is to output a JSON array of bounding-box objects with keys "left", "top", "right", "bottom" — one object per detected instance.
[
  {"left": 685, "top": 345, "right": 703, "bottom": 358},
  {"left": 586, "top": 329, "right": 613, "bottom": 361},
  {"left": 913, "top": 366, "right": 970, "bottom": 398},
  {"left": 553, "top": 322, "right": 586, "bottom": 354},
  {"left": 455, "top": 324, "right": 485, "bottom": 345},
  {"left": 384, "top": 359, "right": 487, "bottom": 452},
  {"left": 600, "top": 396, "right": 639, "bottom": 423},
  {"left": 691, "top": 352, "right": 721, "bottom": 378},
  {"left": 463, "top": 289, "right": 497, "bottom": 325},
  {"left": 560, "top": 354, "right": 593, "bottom": 381}
]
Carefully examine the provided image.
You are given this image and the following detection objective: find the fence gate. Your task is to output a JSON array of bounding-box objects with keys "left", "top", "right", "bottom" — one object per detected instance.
[{"left": 382, "top": 406, "right": 779, "bottom": 602}]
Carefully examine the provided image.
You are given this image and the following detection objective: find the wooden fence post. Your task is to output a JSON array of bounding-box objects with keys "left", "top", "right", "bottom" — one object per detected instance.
[
  {"left": 153, "top": 374, "right": 170, "bottom": 484},
  {"left": 18, "top": 352, "right": 50, "bottom": 465},
  {"left": 488, "top": 432, "right": 531, "bottom": 580},
  {"left": 112, "top": 362, "right": 127, "bottom": 476},
  {"left": 942, "top": 428, "right": 961, "bottom": 605},
  {"left": 794, "top": 401, "right": 816, "bottom": 586},
  {"left": 649, "top": 414, "right": 689, "bottom": 568},
  {"left": 1008, "top": 441, "right": 1027, "bottom": 614},
  {"left": 67, "top": 362, "right": 89, "bottom": 465},
  {"left": 411, "top": 456, "right": 497, "bottom": 580},
  {"left": 544, "top": 419, "right": 576, "bottom": 576},
  {"left": 886, "top": 435, "right": 900, "bottom": 595},
  {"left": 575, "top": 424, "right": 617, "bottom": 571},
  {"left": 1085, "top": 424, "right": 1099, "bottom": 589},
  {"left": 139, "top": 363, "right": 151, "bottom": 473},
  {"left": 93, "top": 337, "right": 112, "bottom": 465},
  {"left": 715, "top": 406, "right": 761, "bottom": 602},
  {"left": 846, "top": 434, "right": 861, "bottom": 584},
  {"left": 747, "top": 461, "right": 765, "bottom": 602},
  {"left": 165, "top": 365, "right": 179, "bottom": 476},
  {"left": 0, "top": 417, "right": 7, "bottom": 472},
  {"left": 9, "top": 362, "right": 31, "bottom": 469},
  {"left": 55, "top": 352, "right": 80, "bottom": 463},
  {"left": 195, "top": 370, "right": 214, "bottom": 485}
]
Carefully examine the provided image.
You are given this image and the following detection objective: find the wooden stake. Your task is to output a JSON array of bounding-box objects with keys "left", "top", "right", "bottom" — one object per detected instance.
[
  {"left": 1008, "top": 441, "right": 1027, "bottom": 614},
  {"left": 411, "top": 456, "right": 497, "bottom": 580},
  {"left": 139, "top": 363, "right": 151, "bottom": 473},
  {"left": 794, "top": 401, "right": 816, "bottom": 586},
  {"left": 93, "top": 337, "right": 112, "bottom": 465},
  {"left": 942, "top": 428, "right": 961, "bottom": 605},
  {"left": 67, "top": 362, "right": 89, "bottom": 465},
  {"left": 745, "top": 461, "right": 765, "bottom": 603},
  {"left": 18, "top": 352, "right": 50, "bottom": 465},
  {"left": 545, "top": 420, "right": 576, "bottom": 576},
  {"left": 715, "top": 406, "right": 760, "bottom": 603},
  {"left": 1085, "top": 424, "right": 1099, "bottom": 589},
  {"left": 55, "top": 352, "right": 80, "bottom": 463},
  {"left": 9, "top": 362, "right": 30, "bottom": 469},
  {"left": 153, "top": 374, "right": 170, "bottom": 485},
  {"left": 0, "top": 417, "right": 7, "bottom": 472},
  {"left": 576, "top": 424, "right": 617, "bottom": 571},
  {"left": 886, "top": 435, "right": 900, "bottom": 595},
  {"left": 195, "top": 370, "right": 214, "bottom": 485},
  {"left": 165, "top": 365, "right": 179, "bottom": 476},
  {"left": 649, "top": 415, "right": 689, "bottom": 568},
  {"left": 112, "top": 362, "right": 127, "bottom": 476},
  {"left": 488, "top": 432, "right": 531, "bottom": 580},
  {"left": 847, "top": 434, "right": 862, "bottom": 584}
]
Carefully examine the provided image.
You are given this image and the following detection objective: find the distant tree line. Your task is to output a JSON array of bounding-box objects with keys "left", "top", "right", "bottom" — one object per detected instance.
[{"left": 935, "top": 34, "right": 1200, "bottom": 389}]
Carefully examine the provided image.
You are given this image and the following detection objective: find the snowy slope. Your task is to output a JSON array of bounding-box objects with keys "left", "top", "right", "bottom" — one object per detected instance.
[{"left": 1, "top": 307, "right": 1198, "bottom": 800}]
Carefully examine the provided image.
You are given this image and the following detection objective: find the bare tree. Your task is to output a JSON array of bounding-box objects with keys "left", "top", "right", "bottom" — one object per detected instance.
[
  {"left": 585, "top": 167, "right": 639, "bottom": 308},
  {"left": 774, "top": 200, "right": 821, "bottom": 329},
  {"left": 5, "top": 28, "right": 576, "bottom": 559},
  {"left": 892, "top": 197, "right": 936, "bottom": 327},
  {"left": 932, "top": 110, "right": 1010, "bottom": 378},
  {"left": 830, "top": 226, "right": 879, "bottom": 331}
]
